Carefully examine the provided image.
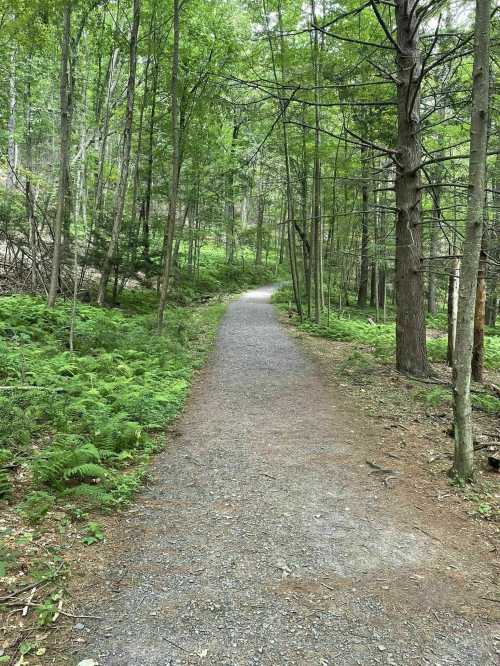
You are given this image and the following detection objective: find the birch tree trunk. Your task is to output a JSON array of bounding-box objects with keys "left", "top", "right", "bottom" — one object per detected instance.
[
  {"left": 25, "top": 71, "right": 37, "bottom": 292},
  {"left": 47, "top": 2, "right": 72, "bottom": 307},
  {"left": 452, "top": 0, "right": 491, "bottom": 480},
  {"left": 97, "top": 0, "right": 140, "bottom": 306},
  {"left": 7, "top": 49, "right": 17, "bottom": 188}
]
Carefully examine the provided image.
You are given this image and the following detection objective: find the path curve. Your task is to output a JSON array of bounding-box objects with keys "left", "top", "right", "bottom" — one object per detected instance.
[{"left": 75, "top": 286, "right": 496, "bottom": 665}]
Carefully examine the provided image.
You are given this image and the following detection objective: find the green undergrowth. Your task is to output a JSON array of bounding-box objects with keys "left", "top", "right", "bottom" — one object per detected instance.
[
  {"left": 273, "top": 284, "right": 500, "bottom": 415},
  {"left": 273, "top": 284, "right": 500, "bottom": 371},
  {"left": 0, "top": 294, "right": 225, "bottom": 512},
  {"left": 171, "top": 244, "right": 278, "bottom": 304}
]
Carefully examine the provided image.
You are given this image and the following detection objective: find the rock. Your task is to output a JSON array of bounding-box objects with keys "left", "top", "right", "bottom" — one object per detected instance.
[
  {"left": 74, "top": 622, "right": 85, "bottom": 630},
  {"left": 77, "top": 660, "right": 99, "bottom": 666}
]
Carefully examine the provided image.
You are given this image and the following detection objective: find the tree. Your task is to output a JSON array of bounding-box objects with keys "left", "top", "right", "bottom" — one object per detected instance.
[
  {"left": 157, "top": 0, "right": 181, "bottom": 331},
  {"left": 452, "top": 0, "right": 491, "bottom": 480},
  {"left": 392, "top": 0, "right": 430, "bottom": 377},
  {"left": 97, "top": 0, "right": 140, "bottom": 306},
  {"left": 47, "top": 2, "right": 72, "bottom": 308}
]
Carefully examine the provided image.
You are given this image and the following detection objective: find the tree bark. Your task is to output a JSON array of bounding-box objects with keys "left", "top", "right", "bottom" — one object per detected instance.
[
  {"left": 427, "top": 173, "right": 442, "bottom": 315},
  {"left": 255, "top": 194, "right": 264, "bottom": 266},
  {"left": 48, "top": 3, "right": 72, "bottom": 307},
  {"left": 452, "top": 0, "right": 491, "bottom": 480},
  {"left": 141, "top": 52, "right": 159, "bottom": 288},
  {"left": 447, "top": 255, "right": 460, "bottom": 366},
  {"left": 25, "top": 71, "right": 37, "bottom": 292},
  {"left": 97, "top": 0, "right": 140, "bottom": 306},
  {"left": 358, "top": 144, "right": 369, "bottom": 307},
  {"left": 486, "top": 154, "right": 499, "bottom": 326},
  {"left": 472, "top": 244, "right": 487, "bottom": 381},
  {"left": 311, "top": 0, "right": 322, "bottom": 323},
  {"left": 7, "top": 48, "right": 17, "bottom": 188},
  {"left": 394, "top": 0, "right": 430, "bottom": 376},
  {"left": 225, "top": 121, "right": 240, "bottom": 264},
  {"left": 157, "top": 0, "right": 181, "bottom": 331}
]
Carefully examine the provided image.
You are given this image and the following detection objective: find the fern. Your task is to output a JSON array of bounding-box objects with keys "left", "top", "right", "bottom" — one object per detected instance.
[
  {"left": 64, "top": 463, "right": 109, "bottom": 481},
  {"left": 0, "top": 469, "right": 12, "bottom": 499},
  {"left": 63, "top": 484, "right": 113, "bottom": 508},
  {"left": 0, "top": 293, "right": 226, "bottom": 511}
]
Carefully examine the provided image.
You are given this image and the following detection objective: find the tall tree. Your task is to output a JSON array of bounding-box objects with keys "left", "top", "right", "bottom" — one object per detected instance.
[
  {"left": 157, "top": 0, "right": 181, "bottom": 331},
  {"left": 48, "top": 2, "right": 72, "bottom": 308},
  {"left": 452, "top": 0, "right": 491, "bottom": 480},
  {"left": 97, "top": 0, "right": 140, "bottom": 306},
  {"left": 392, "top": 0, "right": 430, "bottom": 376}
]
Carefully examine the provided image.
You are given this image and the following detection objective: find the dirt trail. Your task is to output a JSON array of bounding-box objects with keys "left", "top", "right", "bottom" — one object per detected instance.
[{"left": 72, "top": 286, "right": 498, "bottom": 665}]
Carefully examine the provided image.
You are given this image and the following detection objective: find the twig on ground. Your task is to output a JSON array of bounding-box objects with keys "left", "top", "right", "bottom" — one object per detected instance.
[
  {"left": 413, "top": 525, "right": 442, "bottom": 543},
  {"left": 165, "top": 638, "right": 190, "bottom": 653}
]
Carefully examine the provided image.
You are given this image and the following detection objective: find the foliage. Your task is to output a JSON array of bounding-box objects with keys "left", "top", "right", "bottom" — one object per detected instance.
[
  {"left": 19, "top": 491, "right": 56, "bottom": 524},
  {"left": 298, "top": 315, "right": 396, "bottom": 362},
  {"left": 275, "top": 285, "right": 500, "bottom": 372},
  {"left": 414, "top": 386, "right": 451, "bottom": 409},
  {"left": 0, "top": 292, "right": 225, "bottom": 512},
  {"left": 336, "top": 350, "right": 377, "bottom": 378},
  {"left": 82, "top": 521, "right": 105, "bottom": 546}
]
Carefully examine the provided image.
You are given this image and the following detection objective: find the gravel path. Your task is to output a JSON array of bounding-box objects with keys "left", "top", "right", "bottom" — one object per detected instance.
[{"left": 75, "top": 286, "right": 498, "bottom": 665}]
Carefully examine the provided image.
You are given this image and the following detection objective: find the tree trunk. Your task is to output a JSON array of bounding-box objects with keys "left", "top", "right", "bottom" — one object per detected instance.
[
  {"left": 255, "top": 194, "right": 264, "bottom": 266},
  {"left": 486, "top": 154, "right": 500, "bottom": 326},
  {"left": 225, "top": 122, "right": 240, "bottom": 264},
  {"left": 142, "top": 56, "right": 159, "bottom": 288},
  {"left": 394, "top": 0, "right": 430, "bottom": 376},
  {"left": 452, "top": 0, "right": 491, "bottom": 480},
  {"left": 358, "top": 144, "right": 369, "bottom": 307},
  {"left": 447, "top": 255, "right": 460, "bottom": 366},
  {"left": 472, "top": 244, "right": 487, "bottom": 381},
  {"left": 97, "top": 0, "right": 140, "bottom": 306},
  {"left": 25, "top": 72, "right": 37, "bottom": 292},
  {"left": 301, "top": 111, "right": 311, "bottom": 319},
  {"left": 7, "top": 49, "right": 17, "bottom": 188},
  {"left": 157, "top": 0, "right": 181, "bottom": 331},
  {"left": 427, "top": 175, "right": 441, "bottom": 315},
  {"left": 311, "top": 0, "right": 322, "bottom": 323},
  {"left": 48, "top": 3, "right": 72, "bottom": 307}
]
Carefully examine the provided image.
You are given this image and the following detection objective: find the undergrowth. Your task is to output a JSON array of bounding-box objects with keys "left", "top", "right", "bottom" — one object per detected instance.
[
  {"left": 273, "top": 284, "right": 500, "bottom": 372},
  {"left": 0, "top": 295, "right": 225, "bottom": 512},
  {"left": 274, "top": 284, "right": 500, "bottom": 417}
]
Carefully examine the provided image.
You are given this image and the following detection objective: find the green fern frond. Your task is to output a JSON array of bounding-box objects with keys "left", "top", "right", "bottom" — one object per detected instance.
[{"left": 64, "top": 463, "right": 108, "bottom": 481}]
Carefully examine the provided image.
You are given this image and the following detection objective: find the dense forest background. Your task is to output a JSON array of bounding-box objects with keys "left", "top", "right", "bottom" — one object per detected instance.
[
  {"left": 0, "top": 0, "right": 499, "bottom": 658},
  {"left": 0, "top": 0, "right": 499, "bottom": 580}
]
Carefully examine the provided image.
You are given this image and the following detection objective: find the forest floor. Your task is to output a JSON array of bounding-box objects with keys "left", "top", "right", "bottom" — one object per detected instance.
[{"left": 43, "top": 284, "right": 500, "bottom": 666}]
